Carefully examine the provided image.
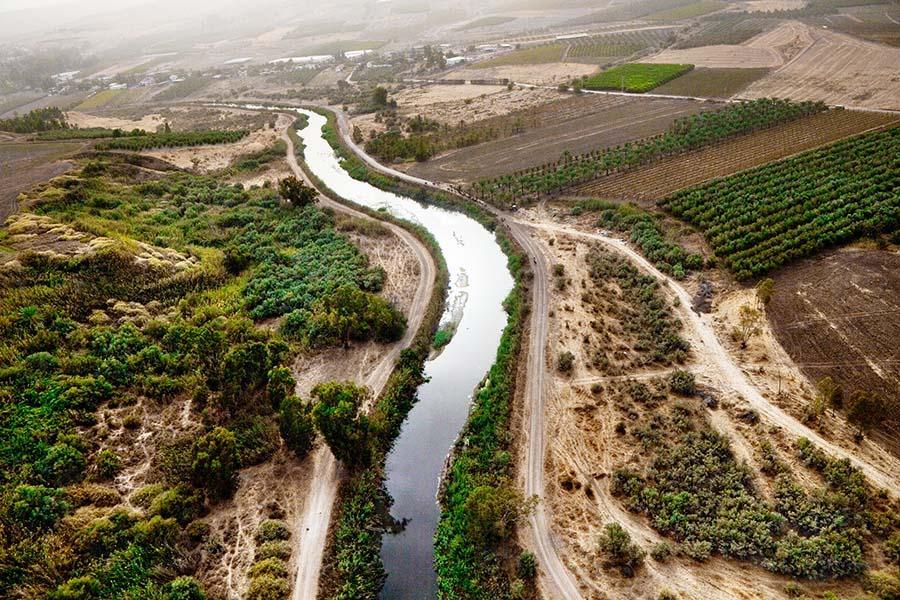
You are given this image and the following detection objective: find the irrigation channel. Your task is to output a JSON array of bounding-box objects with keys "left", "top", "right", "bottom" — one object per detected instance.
[{"left": 295, "top": 109, "right": 514, "bottom": 598}]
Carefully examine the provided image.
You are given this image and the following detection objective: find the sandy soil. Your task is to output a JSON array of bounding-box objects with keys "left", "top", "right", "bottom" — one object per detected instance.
[
  {"left": 531, "top": 229, "right": 860, "bottom": 599},
  {"left": 65, "top": 110, "right": 164, "bottom": 132},
  {"left": 642, "top": 21, "right": 813, "bottom": 69},
  {"left": 144, "top": 113, "right": 292, "bottom": 172},
  {"left": 446, "top": 62, "right": 598, "bottom": 85},
  {"left": 740, "top": 25, "right": 900, "bottom": 110}
]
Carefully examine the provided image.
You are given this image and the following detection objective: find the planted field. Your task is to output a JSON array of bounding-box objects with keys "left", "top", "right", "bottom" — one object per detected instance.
[
  {"left": 472, "top": 98, "right": 824, "bottom": 205},
  {"left": 577, "top": 110, "right": 898, "bottom": 202},
  {"left": 767, "top": 248, "right": 900, "bottom": 455},
  {"left": 661, "top": 127, "right": 899, "bottom": 279},
  {"left": 673, "top": 15, "right": 773, "bottom": 48},
  {"left": 565, "top": 28, "right": 679, "bottom": 63},
  {"left": 582, "top": 63, "right": 693, "bottom": 93},
  {"left": 153, "top": 77, "right": 212, "bottom": 102},
  {"left": 472, "top": 43, "right": 566, "bottom": 67},
  {"left": 645, "top": 0, "right": 726, "bottom": 20},
  {"left": 454, "top": 15, "right": 515, "bottom": 30},
  {"left": 653, "top": 67, "right": 770, "bottom": 97},
  {"left": 404, "top": 94, "right": 707, "bottom": 184},
  {"left": 75, "top": 89, "right": 127, "bottom": 110},
  {"left": 0, "top": 141, "right": 80, "bottom": 219},
  {"left": 95, "top": 130, "right": 248, "bottom": 151}
]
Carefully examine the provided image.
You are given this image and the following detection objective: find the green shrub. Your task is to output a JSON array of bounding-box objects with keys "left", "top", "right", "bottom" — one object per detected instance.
[
  {"left": 164, "top": 576, "right": 206, "bottom": 600},
  {"left": 9, "top": 484, "right": 71, "bottom": 530},
  {"left": 557, "top": 351, "right": 575, "bottom": 373},
  {"left": 863, "top": 569, "right": 900, "bottom": 600},
  {"left": 248, "top": 557, "right": 288, "bottom": 579},
  {"left": 255, "top": 540, "right": 292, "bottom": 561},
  {"left": 255, "top": 519, "right": 291, "bottom": 543},
  {"left": 517, "top": 550, "right": 537, "bottom": 579},
  {"left": 667, "top": 369, "right": 696, "bottom": 396},
  {"left": 279, "top": 396, "right": 315, "bottom": 458},
  {"left": 597, "top": 523, "right": 645, "bottom": 577},
  {"left": 94, "top": 449, "right": 122, "bottom": 479},
  {"left": 650, "top": 541, "right": 672, "bottom": 562},
  {"left": 245, "top": 574, "right": 290, "bottom": 600},
  {"left": 191, "top": 427, "right": 240, "bottom": 500}
]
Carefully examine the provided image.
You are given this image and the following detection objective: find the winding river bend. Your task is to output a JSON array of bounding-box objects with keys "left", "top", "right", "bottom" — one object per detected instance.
[{"left": 296, "top": 110, "right": 513, "bottom": 598}]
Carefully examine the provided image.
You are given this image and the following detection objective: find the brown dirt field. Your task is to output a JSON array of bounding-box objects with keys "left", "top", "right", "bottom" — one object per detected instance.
[
  {"left": 573, "top": 109, "right": 899, "bottom": 203},
  {"left": 0, "top": 141, "right": 82, "bottom": 222},
  {"left": 404, "top": 94, "right": 709, "bottom": 185},
  {"left": 642, "top": 21, "right": 813, "bottom": 68},
  {"left": 65, "top": 110, "right": 165, "bottom": 132},
  {"left": 144, "top": 113, "right": 293, "bottom": 172},
  {"left": 535, "top": 231, "right": 872, "bottom": 599},
  {"left": 740, "top": 25, "right": 900, "bottom": 110},
  {"left": 767, "top": 248, "right": 900, "bottom": 455},
  {"left": 445, "top": 62, "right": 598, "bottom": 85}
]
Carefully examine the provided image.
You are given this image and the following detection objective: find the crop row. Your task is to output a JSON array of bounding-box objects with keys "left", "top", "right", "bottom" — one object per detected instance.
[
  {"left": 471, "top": 98, "right": 826, "bottom": 206},
  {"left": 661, "top": 127, "right": 899, "bottom": 279},
  {"left": 94, "top": 129, "right": 247, "bottom": 151},
  {"left": 566, "top": 29, "right": 676, "bottom": 59}
]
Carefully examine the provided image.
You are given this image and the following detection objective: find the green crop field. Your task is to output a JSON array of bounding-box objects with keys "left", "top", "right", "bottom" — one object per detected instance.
[
  {"left": 582, "top": 63, "right": 693, "bottom": 93},
  {"left": 662, "top": 127, "right": 900, "bottom": 279},
  {"left": 75, "top": 89, "right": 127, "bottom": 110}
]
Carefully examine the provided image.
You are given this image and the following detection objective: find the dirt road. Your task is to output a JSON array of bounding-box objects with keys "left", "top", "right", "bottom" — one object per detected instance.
[
  {"left": 528, "top": 221, "right": 900, "bottom": 494},
  {"left": 281, "top": 128, "right": 437, "bottom": 600}
]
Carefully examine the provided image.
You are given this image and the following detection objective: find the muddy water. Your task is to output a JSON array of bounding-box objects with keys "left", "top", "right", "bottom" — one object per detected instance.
[{"left": 296, "top": 110, "right": 513, "bottom": 598}]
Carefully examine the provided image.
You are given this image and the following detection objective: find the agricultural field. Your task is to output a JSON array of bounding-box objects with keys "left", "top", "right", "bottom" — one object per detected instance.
[
  {"left": 75, "top": 89, "right": 128, "bottom": 110},
  {"left": 152, "top": 77, "right": 213, "bottom": 102},
  {"left": 767, "top": 248, "right": 900, "bottom": 455},
  {"left": 652, "top": 67, "right": 770, "bottom": 97},
  {"left": 473, "top": 98, "right": 825, "bottom": 205},
  {"left": 472, "top": 44, "right": 567, "bottom": 67},
  {"left": 660, "top": 127, "right": 899, "bottom": 279},
  {"left": 565, "top": 28, "right": 680, "bottom": 63},
  {"left": 575, "top": 109, "right": 898, "bottom": 202},
  {"left": 454, "top": 15, "right": 516, "bottom": 30},
  {"left": 0, "top": 141, "right": 81, "bottom": 220},
  {"left": 582, "top": 63, "right": 694, "bottom": 93},
  {"left": 673, "top": 15, "right": 775, "bottom": 48},
  {"left": 404, "top": 94, "right": 708, "bottom": 184},
  {"left": 813, "top": 2, "right": 900, "bottom": 46},
  {"left": 740, "top": 26, "right": 900, "bottom": 110},
  {"left": 645, "top": 0, "right": 727, "bottom": 21},
  {"left": 567, "top": 0, "right": 707, "bottom": 25},
  {"left": 95, "top": 130, "right": 248, "bottom": 151}
]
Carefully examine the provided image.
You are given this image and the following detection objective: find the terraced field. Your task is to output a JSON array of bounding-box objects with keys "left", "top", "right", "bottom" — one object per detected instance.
[
  {"left": 404, "top": 94, "right": 708, "bottom": 184},
  {"left": 574, "top": 109, "right": 898, "bottom": 202}
]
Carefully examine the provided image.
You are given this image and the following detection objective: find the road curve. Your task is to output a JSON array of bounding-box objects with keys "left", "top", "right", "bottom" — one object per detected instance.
[
  {"left": 328, "top": 107, "right": 584, "bottom": 599},
  {"left": 281, "top": 126, "right": 438, "bottom": 600}
]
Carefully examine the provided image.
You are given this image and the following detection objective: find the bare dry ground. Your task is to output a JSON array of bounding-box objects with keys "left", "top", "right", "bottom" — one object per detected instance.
[
  {"left": 740, "top": 25, "right": 900, "bottom": 110},
  {"left": 144, "top": 113, "right": 292, "bottom": 172},
  {"left": 444, "top": 62, "right": 598, "bottom": 85},
  {"left": 641, "top": 21, "right": 813, "bottom": 68},
  {"left": 767, "top": 248, "right": 900, "bottom": 455},
  {"left": 65, "top": 110, "right": 165, "bottom": 131},
  {"left": 573, "top": 109, "right": 899, "bottom": 202},
  {"left": 404, "top": 94, "right": 708, "bottom": 184},
  {"left": 533, "top": 230, "right": 875, "bottom": 600}
]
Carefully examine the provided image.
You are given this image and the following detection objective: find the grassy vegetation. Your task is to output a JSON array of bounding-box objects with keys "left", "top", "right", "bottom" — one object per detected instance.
[
  {"left": 434, "top": 228, "right": 530, "bottom": 599},
  {"left": 582, "top": 63, "right": 694, "bottom": 93},
  {"left": 474, "top": 44, "right": 565, "bottom": 67},
  {"left": 231, "top": 139, "right": 287, "bottom": 172},
  {"left": 661, "top": 126, "right": 899, "bottom": 279},
  {"left": 653, "top": 67, "right": 770, "bottom": 98},
  {"left": 94, "top": 130, "right": 247, "bottom": 151},
  {"left": 75, "top": 89, "right": 127, "bottom": 110},
  {"left": 0, "top": 156, "right": 405, "bottom": 596},
  {"left": 645, "top": 0, "right": 726, "bottom": 20}
]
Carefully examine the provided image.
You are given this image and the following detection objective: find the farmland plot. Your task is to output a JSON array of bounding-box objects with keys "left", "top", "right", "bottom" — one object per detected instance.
[
  {"left": 768, "top": 249, "right": 900, "bottom": 455},
  {"left": 575, "top": 109, "right": 897, "bottom": 202},
  {"left": 404, "top": 95, "right": 708, "bottom": 184},
  {"left": 740, "top": 26, "right": 900, "bottom": 110}
]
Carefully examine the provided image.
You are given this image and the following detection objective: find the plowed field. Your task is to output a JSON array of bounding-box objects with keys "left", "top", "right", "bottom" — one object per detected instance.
[
  {"left": 572, "top": 109, "right": 898, "bottom": 203},
  {"left": 768, "top": 248, "right": 900, "bottom": 456},
  {"left": 404, "top": 94, "right": 708, "bottom": 184}
]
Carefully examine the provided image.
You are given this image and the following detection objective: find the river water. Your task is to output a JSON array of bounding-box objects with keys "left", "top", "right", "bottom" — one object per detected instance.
[{"left": 296, "top": 110, "right": 513, "bottom": 598}]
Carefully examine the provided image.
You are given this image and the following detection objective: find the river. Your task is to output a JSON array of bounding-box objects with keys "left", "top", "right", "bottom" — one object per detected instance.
[{"left": 295, "top": 109, "right": 513, "bottom": 598}]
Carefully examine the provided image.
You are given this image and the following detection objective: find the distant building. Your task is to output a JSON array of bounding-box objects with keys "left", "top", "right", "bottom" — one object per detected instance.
[
  {"left": 446, "top": 56, "right": 468, "bottom": 66},
  {"left": 108, "top": 82, "right": 127, "bottom": 90}
]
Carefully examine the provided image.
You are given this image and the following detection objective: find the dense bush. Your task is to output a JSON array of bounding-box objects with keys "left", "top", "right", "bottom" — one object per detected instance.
[
  {"left": 0, "top": 106, "right": 67, "bottom": 133},
  {"left": 95, "top": 129, "right": 247, "bottom": 151},
  {"left": 597, "top": 522, "right": 646, "bottom": 576},
  {"left": 279, "top": 396, "right": 316, "bottom": 458},
  {"left": 662, "top": 127, "right": 899, "bottom": 278}
]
